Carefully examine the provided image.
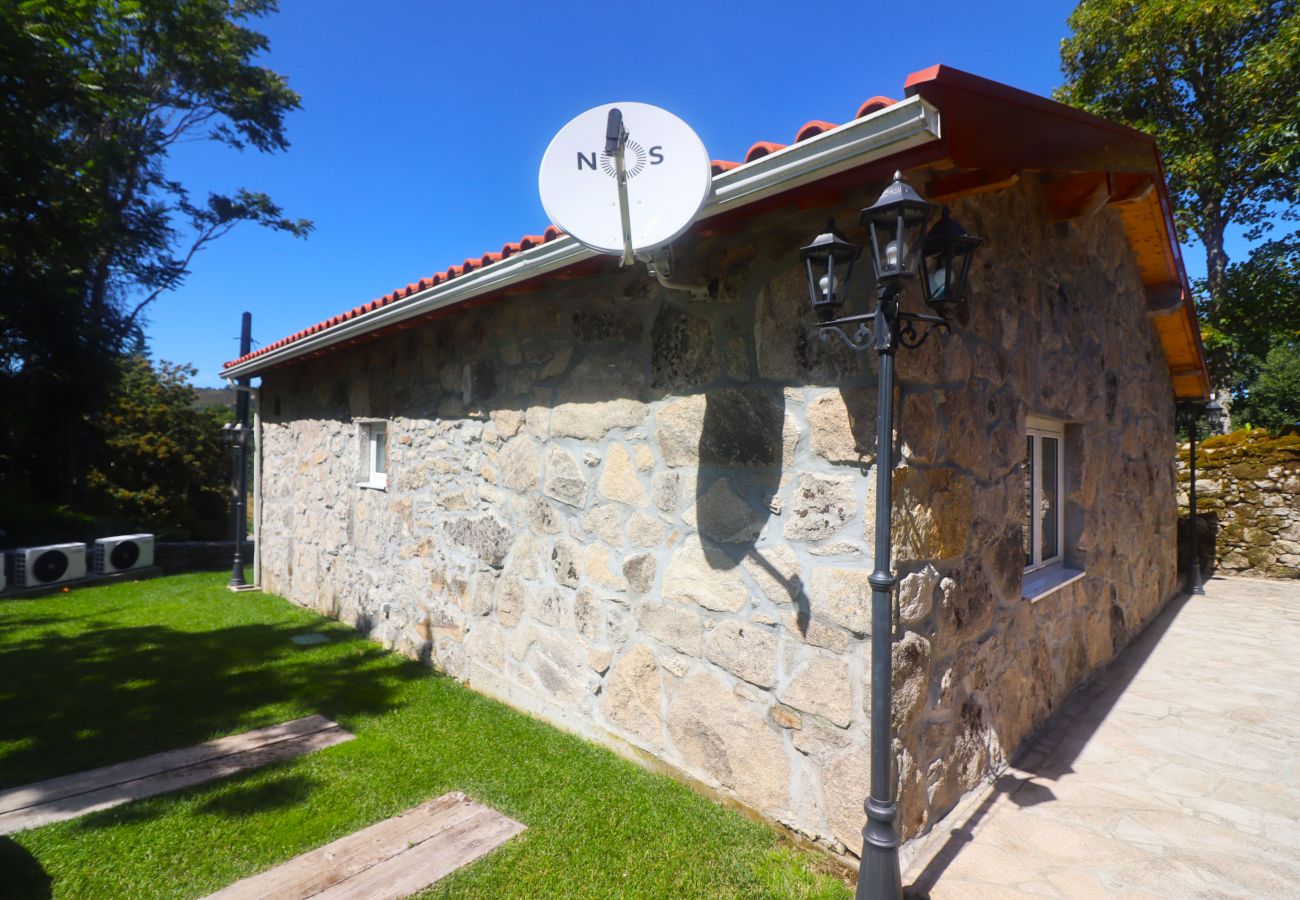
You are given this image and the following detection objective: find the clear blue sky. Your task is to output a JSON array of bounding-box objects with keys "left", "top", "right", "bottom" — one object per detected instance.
[{"left": 148, "top": 0, "right": 1235, "bottom": 384}]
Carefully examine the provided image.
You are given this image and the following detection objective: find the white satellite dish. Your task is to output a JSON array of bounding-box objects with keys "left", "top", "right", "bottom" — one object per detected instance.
[{"left": 539, "top": 102, "right": 712, "bottom": 263}]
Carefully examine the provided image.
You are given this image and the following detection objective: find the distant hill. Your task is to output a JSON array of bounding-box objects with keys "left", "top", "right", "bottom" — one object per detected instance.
[{"left": 192, "top": 386, "right": 236, "bottom": 410}]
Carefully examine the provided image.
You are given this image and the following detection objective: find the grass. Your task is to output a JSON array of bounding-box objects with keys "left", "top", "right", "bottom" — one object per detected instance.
[{"left": 0, "top": 572, "right": 853, "bottom": 899}]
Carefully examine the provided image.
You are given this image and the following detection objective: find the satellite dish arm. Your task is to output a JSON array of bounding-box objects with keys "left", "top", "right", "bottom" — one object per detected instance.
[{"left": 604, "top": 108, "right": 636, "bottom": 267}]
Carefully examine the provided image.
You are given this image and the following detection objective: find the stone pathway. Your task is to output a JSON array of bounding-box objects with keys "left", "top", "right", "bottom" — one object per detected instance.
[{"left": 906, "top": 577, "right": 1300, "bottom": 899}]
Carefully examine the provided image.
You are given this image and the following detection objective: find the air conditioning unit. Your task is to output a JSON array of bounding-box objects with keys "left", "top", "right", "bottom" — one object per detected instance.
[
  {"left": 10, "top": 543, "right": 87, "bottom": 588},
  {"left": 91, "top": 534, "right": 155, "bottom": 574}
]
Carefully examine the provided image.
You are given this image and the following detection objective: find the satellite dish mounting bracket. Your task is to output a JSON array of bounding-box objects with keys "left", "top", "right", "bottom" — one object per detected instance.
[{"left": 637, "top": 245, "right": 711, "bottom": 300}]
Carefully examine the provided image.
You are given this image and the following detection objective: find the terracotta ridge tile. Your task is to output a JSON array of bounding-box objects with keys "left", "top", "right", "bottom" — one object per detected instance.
[
  {"left": 744, "top": 140, "right": 785, "bottom": 162},
  {"left": 855, "top": 96, "right": 897, "bottom": 118},
  {"left": 795, "top": 120, "right": 837, "bottom": 142}
]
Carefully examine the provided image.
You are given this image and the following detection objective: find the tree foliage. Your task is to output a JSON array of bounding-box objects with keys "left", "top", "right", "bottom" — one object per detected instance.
[
  {"left": 0, "top": 0, "right": 307, "bottom": 507},
  {"left": 86, "top": 353, "right": 230, "bottom": 539},
  {"left": 1198, "top": 232, "right": 1300, "bottom": 392},
  {"left": 1233, "top": 342, "right": 1300, "bottom": 431},
  {"left": 1057, "top": 1, "right": 1300, "bottom": 306}
]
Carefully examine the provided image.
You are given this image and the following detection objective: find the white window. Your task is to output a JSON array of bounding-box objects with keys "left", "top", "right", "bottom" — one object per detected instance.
[
  {"left": 1023, "top": 416, "right": 1065, "bottom": 573},
  {"left": 358, "top": 420, "right": 388, "bottom": 490}
]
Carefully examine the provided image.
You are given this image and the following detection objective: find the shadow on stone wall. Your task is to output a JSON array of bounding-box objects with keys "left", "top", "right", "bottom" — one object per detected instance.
[{"left": 692, "top": 386, "right": 805, "bottom": 617}]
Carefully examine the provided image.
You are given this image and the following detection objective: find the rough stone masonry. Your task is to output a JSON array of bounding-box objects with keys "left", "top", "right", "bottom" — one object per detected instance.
[
  {"left": 1178, "top": 429, "right": 1300, "bottom": 579},
  {"left": 256, "top": 171, "right": 1179, "bottom": 856}
]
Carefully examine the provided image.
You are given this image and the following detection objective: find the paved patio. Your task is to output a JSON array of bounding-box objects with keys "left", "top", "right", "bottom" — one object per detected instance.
[{"left": 907, "top": 576, "right": 1300, "bottom": 899}]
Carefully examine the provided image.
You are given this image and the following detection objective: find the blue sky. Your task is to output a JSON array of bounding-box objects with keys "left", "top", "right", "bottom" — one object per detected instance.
[{"left": 150, "top": 0, "right": 1233, "bottom": 384}]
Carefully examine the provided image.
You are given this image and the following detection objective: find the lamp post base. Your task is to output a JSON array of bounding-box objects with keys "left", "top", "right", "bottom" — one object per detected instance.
[
  {"left": 858, "top": 797, "right": 904, "bottom": 900},
  {"left": 228, "top": 549, "right": 246, "bottom": 589}
]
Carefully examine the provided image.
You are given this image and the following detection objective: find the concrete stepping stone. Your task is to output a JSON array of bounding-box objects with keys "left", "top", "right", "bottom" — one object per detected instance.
[
  {"left": 290, "top": 633, "right": 330, "bottom": 646},
  {"left": 205, "top": 792, "right": 526, "bottom": 900},
  {"left": 0, "top": 715, "right": 353, "bottom": 834}
]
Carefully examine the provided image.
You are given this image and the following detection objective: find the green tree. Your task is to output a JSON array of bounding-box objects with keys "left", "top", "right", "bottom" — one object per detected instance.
[
  {"left": 1235, "top": 342, "right": 1300, "bottom": 430},
  {"left": 87, "top": 353, "right": 229, "bottom": 539},
  {"left": 0, "top": 0, "right": 309, "bottom": 505},
  {"left": 1057, "top": 1, "right": 1300, "bottom": 310},
  {"left": 1198, "top": 232, "right": 1300, "bottom": 393}
]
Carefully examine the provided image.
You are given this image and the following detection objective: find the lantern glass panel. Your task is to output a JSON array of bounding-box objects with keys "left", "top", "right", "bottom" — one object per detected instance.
[
  {"left": 800, "top": 222, "right": 861, "bottom": 315},
  {"left": 920, "top": 210, "right": 981, "bottom": 317},
  {"left": 860, "top": 172, "right": 934, "bottom": 283}
]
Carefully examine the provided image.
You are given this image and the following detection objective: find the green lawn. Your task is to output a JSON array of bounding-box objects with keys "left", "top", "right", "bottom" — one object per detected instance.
[{"left": 0, "top": 572, "right": 853, "bottom": 899}]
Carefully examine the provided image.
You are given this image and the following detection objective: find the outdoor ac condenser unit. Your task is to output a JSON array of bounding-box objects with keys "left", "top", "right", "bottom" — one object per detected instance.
[
  {"left": 91, "top": 534, "right": 155, "bottom": 574},
  {"left": 10, "top": 543, "right": 87, "bottom": 587}
]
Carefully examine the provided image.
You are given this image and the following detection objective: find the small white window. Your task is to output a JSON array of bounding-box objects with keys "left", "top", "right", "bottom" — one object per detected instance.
[
  {"left": 1023, "top": 416, "right": 1065, "bottom": 573},
  {"left": 358, "top": 420, "right": 388, "bottom": 490}
]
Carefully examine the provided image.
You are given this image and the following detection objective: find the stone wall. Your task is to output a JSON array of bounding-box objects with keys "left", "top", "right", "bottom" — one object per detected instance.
[
  {"left": 1177, "top": 430, "right": 1300, "bottom": 578},
  {"left": 255, "top": 171, "right": 1178, "bottom": 857}
]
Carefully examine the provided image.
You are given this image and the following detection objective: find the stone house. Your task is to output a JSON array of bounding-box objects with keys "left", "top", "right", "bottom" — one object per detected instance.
[{"left": 222, "top": 66, "right": 1209, "bottom": 859}]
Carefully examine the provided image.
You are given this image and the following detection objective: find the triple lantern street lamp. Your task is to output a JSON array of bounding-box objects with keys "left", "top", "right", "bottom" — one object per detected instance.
[
  {"left": 799, "top": 171, "right": 981, "bottom": 900},
  {"left": 1177, "top": 398, "right": 1225, "bottom": 595}
]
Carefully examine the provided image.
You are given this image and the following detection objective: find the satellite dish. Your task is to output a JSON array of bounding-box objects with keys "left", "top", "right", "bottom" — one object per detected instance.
[{"left": 539, "top": 102, "right": 711, "bottom": 261}]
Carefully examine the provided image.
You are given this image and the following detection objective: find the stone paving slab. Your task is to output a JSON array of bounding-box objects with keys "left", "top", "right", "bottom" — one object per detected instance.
[
  {"left": 906, "top": 577, "right": 1300, "bottom": 899},
  {"left": 0, "top": 716, "right": 353, "bottom": 835},
  {"left": 206, "top": 792, "right": 525, "bottom": 899}
]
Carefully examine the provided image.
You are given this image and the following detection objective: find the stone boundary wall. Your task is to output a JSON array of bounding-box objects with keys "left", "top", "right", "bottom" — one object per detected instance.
[
  {"left": 1177, "top": 431, "right": 1300, "bottom": 579},
  {"left": 255, "top": 173, "right": 1178, "bottom": 858}
]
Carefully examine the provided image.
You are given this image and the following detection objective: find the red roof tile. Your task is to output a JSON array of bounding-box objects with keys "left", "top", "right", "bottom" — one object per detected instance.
[
  {"left": 222, "top": 93, "right": 901, "bottom": 371},
  {"left": 856, "top": 96, "right": 897, "bottom": 118}
]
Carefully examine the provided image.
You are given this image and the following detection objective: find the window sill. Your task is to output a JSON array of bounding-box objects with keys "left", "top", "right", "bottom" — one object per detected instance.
[
  {"left": 1023, "top": 566, "right": 1085, "bottom": 603},
  {"left": 356, "top": 480, "right": 387, "bottom": 492}
]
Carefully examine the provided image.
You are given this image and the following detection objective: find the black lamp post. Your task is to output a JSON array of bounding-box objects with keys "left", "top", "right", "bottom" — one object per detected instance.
[
  {"left": 1178, "top": 398, "right": 1225, "bottom": 595},
  {"left": 221, "top": 421, "right": 248, "bottom": 588},
  {"left": 800, "top": 171, "right": 980, "bottom": 900}
]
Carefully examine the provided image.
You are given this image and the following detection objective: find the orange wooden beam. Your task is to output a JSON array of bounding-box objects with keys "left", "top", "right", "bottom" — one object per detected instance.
[
  {"left": 1043, "top": 171, "right": 1112, "bottom": 222},
  {"left": 1108, "top": 173, "right": 1155, "bottom": 204}
]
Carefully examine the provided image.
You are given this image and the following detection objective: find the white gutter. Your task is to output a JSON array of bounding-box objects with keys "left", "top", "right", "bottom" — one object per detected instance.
[{"left": 223, "top": 96, "right": 941, "bottom": 379}]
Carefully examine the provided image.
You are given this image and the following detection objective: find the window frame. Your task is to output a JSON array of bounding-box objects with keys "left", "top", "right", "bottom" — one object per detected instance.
[
  {"left": 356, "top": 419, "right": 389, "bottom": 491},
  {"left": 1024, "top": 415, "right": 1065, "bottom": 575}
]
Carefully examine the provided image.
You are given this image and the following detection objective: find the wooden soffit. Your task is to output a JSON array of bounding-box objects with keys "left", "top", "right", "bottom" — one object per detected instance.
[{"left": 905, "top": 65, "right": 1210, "bottom": 399}]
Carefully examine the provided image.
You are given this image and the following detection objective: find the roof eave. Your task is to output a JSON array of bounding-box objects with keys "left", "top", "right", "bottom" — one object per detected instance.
[
  {"left": 906, "top": 64, "right": 1210, "bottom": 400},
  {"left": 221, "top": 96, "right": 942, "bottom": 380}
]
